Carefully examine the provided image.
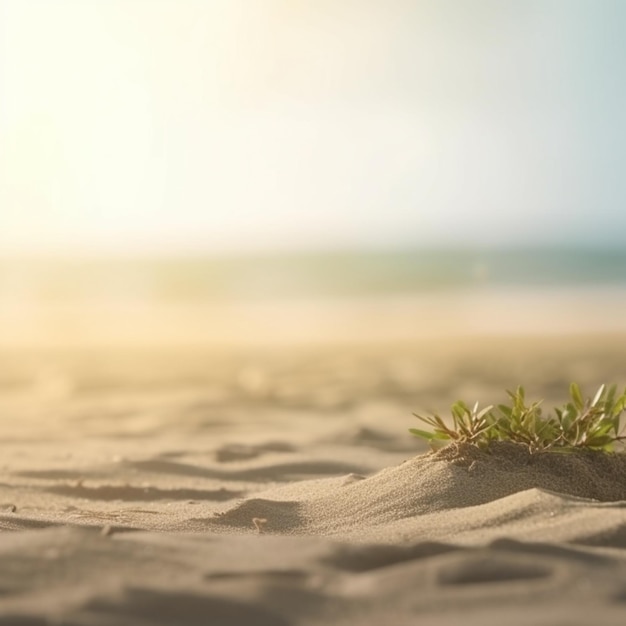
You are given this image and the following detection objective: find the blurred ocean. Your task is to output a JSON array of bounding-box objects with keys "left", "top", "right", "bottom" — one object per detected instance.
[
  {"left": 1, "top": 248, "right": 626, "bottom": 347},
  {"left": 2, "top": 248, "right": 626, "bottom": 304}
]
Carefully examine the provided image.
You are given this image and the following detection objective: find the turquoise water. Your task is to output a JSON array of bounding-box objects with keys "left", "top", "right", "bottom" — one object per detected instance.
[{"left": 2, "top": 247, "right": 626, "bottom": 304}]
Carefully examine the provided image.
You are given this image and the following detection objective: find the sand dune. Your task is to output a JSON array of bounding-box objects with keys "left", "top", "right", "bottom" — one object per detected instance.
[
  {"left": 1, "top": 336, "right": 626, "bottom": 624},
  {"left": 207, "top": 442, "right": 626, "bottom": 540}
]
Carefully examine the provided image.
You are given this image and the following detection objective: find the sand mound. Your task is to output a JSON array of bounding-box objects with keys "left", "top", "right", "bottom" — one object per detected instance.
[{"left": 211, "top": 442, "right": 626, "bottom": 535}]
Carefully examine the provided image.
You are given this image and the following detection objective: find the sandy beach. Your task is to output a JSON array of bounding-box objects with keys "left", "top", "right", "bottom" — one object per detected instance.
[
  {"left": 1, "top": 333, "right": 626, "bottom": 625},
  {"left": 4, "top": 0, "right": 626, "bottom": 621}
]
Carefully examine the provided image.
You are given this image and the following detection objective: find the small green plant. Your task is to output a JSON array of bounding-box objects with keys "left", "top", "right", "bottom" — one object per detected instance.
[{"left": 410, "top": 383, "right": 626, "bottom": 453}]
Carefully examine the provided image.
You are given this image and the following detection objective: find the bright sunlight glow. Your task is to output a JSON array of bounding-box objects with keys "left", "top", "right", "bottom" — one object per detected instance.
[{"left": 1, "top": 0, "right": 626, "bottom": 255}]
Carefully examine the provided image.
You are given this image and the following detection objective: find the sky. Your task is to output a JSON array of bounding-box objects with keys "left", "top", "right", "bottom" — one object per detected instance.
[{"left": 1, "top": 0, "right": 626, "bottom": 255}]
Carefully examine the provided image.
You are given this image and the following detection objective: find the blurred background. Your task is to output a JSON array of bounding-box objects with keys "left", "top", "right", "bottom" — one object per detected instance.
[{"left": 1, "top": 0, "right": 626, "bottom": 417}]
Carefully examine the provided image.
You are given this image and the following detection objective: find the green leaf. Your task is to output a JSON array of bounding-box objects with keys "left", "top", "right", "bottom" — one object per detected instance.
[
  {"left": 592, "top": 384, "right": 606, "bottom": 407},
  {"left": 606, "top": 384, "right": 617, "bottom": 409},
  {"left": 584, "top": 435, "right": 614, "bottom": 448},
  {"left": 476, "top": 405, "right": 494, "bottom": 420},
  {"left": 570, "top": 382, "right": 584, "bottom": 409},
  {"left": 409, "top": 428, "right": 439, "bottom": 440},
  {"left": 433, "top": 429, "right": 454, "bottom": 439},
  {"left": 498, "top": 404, "right": 512, "bottom": 417},
  {"left": 451, "top": 402, "right": 468, "bottom": 421}
]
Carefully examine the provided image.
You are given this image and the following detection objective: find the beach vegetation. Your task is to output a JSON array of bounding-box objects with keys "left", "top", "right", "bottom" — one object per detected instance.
[{"left": 411, "top": 383, "right": 626, "bottom": 453}]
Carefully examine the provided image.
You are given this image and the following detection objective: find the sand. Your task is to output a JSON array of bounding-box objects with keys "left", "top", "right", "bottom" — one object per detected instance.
[{"left": 1, "top": 334, "right": 626, "bottom": 625}]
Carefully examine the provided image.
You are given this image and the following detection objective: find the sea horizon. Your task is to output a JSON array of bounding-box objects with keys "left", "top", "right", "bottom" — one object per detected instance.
[
  {"left": 2, "top": 245, "right": 626, "bottom": 305},
  {"left": 1, "top": 246, "right": 626, "bottom": 348}
]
